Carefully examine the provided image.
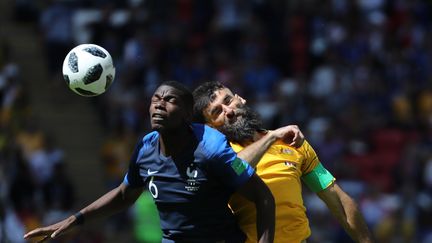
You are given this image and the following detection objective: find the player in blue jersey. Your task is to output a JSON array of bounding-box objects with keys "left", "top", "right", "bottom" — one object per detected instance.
[{"left": 24, "top": 81, "right": 276, "bottom": 243}]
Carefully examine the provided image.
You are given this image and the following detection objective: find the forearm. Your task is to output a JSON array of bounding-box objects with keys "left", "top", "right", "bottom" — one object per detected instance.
[
  {"left": 255, "top": 195, "right": 275, "bottom": 243},
  {"left": 318, "top": 184, "right": 373, "bottom": 243},
  {"left": 237, "top": 132, "right": 277, "bottom": 167},
  {"left": 23, "top": 184, "right": 142, "bottom": 240},
  {"left": 78, "top": 184, "right": 141, "bottom": 224},
  {"left": 337, "top": 195, "right": 373, "bottom": 243}
]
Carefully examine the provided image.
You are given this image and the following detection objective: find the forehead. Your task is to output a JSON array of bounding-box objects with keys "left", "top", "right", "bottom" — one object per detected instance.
[
  {"left": 154, "top": 85, "right": 182, "bottom": 97},
  {"left": 209, "top": 88, "right": 233, "bottom": 104}
]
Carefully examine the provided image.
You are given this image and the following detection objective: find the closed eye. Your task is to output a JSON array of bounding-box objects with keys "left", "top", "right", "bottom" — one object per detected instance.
[
  {"left": 211, "top": 106, "right": 222, "bottom": 116},
  {"left": 223, "top": 95, "right": 233, "bottom": 105}
]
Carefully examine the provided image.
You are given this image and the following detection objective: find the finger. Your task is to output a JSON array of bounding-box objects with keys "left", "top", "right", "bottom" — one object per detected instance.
[
  {"left": 24, "top": 228, "right": 51, "bottom": 239},
  {"left": 291, "top": 131, "right": 305, "bottom": 147},
  {"left": 289, "top": 132, "right": 299, "bottom": 146},
  {"left": 51, "top": 228, "right": 63, "bottom": 239},
  {"left": 51, "top": 222, "right": 71, "bottom": 239}
]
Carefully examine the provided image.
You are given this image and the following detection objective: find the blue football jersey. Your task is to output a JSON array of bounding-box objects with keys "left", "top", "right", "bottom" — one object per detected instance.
[{"left": 124, "top": 123, "right": 255, "bottom": 242}]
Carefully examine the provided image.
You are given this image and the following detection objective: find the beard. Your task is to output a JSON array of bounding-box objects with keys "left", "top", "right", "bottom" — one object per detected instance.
[{"left": 217, "top": 104, "right": 263, "bottom": 145}]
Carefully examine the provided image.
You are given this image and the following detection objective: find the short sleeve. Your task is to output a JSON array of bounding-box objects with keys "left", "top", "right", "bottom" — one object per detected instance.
[
  {"left": 299, "top": 140, "right": 336, "bottom": 192},
  {"left": 205, "top": 130, "right": 254, "bottom": 191},
  {"left": 298, "top": 140, "right": 320, "bottom": 174},
  {"left": 123, "top": 137, "right": 145, "bottom": 188}
]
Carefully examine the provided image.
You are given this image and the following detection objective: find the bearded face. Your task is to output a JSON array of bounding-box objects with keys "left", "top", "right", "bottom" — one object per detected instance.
[{"left": 217, "top": 103, "right": 263, "bottom": 145}]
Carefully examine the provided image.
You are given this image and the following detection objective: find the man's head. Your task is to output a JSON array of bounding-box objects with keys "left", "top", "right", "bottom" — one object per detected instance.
[
  {"left": 149, "top": 81, "right": 194, "bottom": 132},
  {"left": 193, "top": 81, "right": 262, "bottom": 144}
]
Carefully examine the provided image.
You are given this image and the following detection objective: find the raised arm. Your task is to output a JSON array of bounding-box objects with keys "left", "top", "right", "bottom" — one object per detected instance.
[
  {"left": 317, "top": 183, "right": 374, "bottom": 243},
  {"left": 24, "top": 183, "right": 143, "bottom": 241},
  {"left": 236, "top": 173, "right": 275, "bottom": 243},
  {"left": 237, "top": 125, "right": 304, "bottom": 167}
]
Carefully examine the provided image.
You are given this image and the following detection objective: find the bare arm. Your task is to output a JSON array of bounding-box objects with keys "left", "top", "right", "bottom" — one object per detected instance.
[
  {"left": 237, "top": 125, "right": 304, "bottom": 167},
  {"left": 236, "top": 173, "right": 275, "bottom": 243},
  {"left": 24, "top": 183, "right": 143, "bottom": 241},
  {"left": 317, "top": 183, "right": 373, "bottom": 243}
]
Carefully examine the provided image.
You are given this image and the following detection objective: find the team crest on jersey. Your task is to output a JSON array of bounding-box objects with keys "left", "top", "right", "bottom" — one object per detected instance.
[
  {"left": 280, "top": 148, "right": 293, "bottom": 155},
  {"left": 185, "top": 164, "right": 200, "bottom": 192}
]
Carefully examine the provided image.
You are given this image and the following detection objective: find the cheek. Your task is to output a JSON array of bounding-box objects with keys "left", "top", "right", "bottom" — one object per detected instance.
[
  {"left": 167, "top": 108, "right": 185, "bottom": 122},
  {"left": 209, "top": 116, "right": 225, "bottom": 128}
]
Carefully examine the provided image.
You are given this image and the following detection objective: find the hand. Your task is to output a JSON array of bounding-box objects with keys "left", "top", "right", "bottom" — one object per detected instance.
[
  {"left": 269, "top": 125, "right": 305, "bottom": 147},
  {"left": 23, "top": 215, "right": 77, "bottom": 242}
]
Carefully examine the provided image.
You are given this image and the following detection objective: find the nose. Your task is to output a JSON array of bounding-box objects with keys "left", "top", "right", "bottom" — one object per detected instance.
[
  {"left": 154, "top": 100, "right": 166, "bottom": 110},
  {"left": 222, "top": 105, "right": 235, "bottom": 119}
]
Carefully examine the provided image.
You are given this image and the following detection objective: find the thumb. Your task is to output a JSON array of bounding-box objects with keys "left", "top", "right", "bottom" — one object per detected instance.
[
  {"left": 51, "top": 228, "right": 63, "bottom": 239},
  {"left": 51, "top": 223, "right": 70, "bottom": 239}
]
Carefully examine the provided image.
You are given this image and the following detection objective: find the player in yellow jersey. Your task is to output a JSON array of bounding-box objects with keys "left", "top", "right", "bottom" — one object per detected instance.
[{"left": 193, "top": 81, "right": 373, "bottom": 243}]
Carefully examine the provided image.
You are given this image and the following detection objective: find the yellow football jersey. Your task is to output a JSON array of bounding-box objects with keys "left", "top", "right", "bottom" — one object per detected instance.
[{"left": 229, "top": 140, "right": 332, "bottom": 243}]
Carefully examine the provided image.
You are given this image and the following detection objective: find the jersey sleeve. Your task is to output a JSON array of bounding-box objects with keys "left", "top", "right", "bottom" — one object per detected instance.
[
  {"left": 298, "top": 140, "right": 320, "bottom": 174},
  {"left": 299, "top": 140, "right": 335, "bottom": 192},
  {"left": 123, "top": 137, "right": 145, "bottom": 188},
  {"left": 204, "top": 128, "right": 254, "bottom": 191}
]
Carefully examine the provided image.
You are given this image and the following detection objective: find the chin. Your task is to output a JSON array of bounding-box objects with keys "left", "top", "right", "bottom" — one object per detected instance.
[{"left": 151, "top": 124, "right": 163, "bottom": 132}]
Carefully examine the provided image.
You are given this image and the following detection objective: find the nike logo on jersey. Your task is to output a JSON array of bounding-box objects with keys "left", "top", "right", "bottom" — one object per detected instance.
[{"left": 148, "top": 169, "right": 158, "bottom": 175}]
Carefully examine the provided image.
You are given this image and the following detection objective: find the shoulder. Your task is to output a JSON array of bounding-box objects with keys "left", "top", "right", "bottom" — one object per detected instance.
[
  {"left": 191, "top": 123, "right": 229, "bottom": 156},
  {"left": 191, "top": 123, "right": 227, "bottom": 142},
  {"left": 296, "top": 140, "right": 317, "bottom": 156}
]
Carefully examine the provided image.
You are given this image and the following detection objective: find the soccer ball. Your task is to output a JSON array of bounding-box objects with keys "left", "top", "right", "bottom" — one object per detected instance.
[{"left": 62, "top": 44, "right": 115, "bottom": 97}]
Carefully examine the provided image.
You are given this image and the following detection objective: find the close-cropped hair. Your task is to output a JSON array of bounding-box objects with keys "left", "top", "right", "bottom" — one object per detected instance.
[{"left": 192, "top": 81, "right": 225, "bottom": 123}]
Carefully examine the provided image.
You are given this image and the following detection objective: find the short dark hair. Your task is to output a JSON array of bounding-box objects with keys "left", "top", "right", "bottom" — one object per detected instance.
[
  {"left": 192, "top": 81, "right": 225, "bottom": 123},
  {"left": 160, "top": 81, "right": 194, "bottom": 114}
]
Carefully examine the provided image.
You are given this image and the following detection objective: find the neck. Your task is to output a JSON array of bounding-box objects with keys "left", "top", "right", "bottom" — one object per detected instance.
[
  {"left": 239, "top": 129, "right": 267, "bottom": 146},
  {"left": 159, "top": 125, "right": 193, "bottom": 157}
]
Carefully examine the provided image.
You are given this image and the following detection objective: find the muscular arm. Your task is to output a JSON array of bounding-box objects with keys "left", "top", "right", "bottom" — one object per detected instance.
[
  {"left": 317, "top": 183, "right": 373, "bottom": 243},
  {"left": 237, "top": 125, "right": 304, "bottom": 167},
  {"left": 24, "top": 183, "right": 143, "bottom": 240},
  {"left": 237, "top": 132, "right": 278, "bottom": 167},
  {"left": 236, "top": 173, "right": 275, "bottom": 243},
  {"left": 77, "top": 182, "right": 143, "bottom": 223}
]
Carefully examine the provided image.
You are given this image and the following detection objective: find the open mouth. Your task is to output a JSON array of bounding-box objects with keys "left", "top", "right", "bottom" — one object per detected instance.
[{"left": 152, "top": 113, "right": 165, "bottom": 121}]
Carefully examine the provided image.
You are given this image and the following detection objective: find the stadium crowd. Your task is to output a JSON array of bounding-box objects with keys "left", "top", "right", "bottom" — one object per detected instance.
[{"left": 2, "top": 0, "right": 432, "bottom": 242}]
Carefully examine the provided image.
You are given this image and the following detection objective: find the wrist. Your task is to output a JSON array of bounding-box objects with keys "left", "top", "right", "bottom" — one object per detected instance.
[
  {"left": 264, "top": 131, "right": 278, "bottom": 144},
  {"left": 73, "top": 212, "right": 85, "bottom": 225}
]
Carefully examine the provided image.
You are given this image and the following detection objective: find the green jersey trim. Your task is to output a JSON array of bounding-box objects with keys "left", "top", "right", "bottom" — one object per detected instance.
[{"left": 231, "top": 157, "right": 248, "bottom": 175}]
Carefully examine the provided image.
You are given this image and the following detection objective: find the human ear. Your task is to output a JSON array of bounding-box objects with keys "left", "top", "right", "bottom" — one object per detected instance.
[{"left": 235, "top": 94, "right": 246, "bottom": 104}]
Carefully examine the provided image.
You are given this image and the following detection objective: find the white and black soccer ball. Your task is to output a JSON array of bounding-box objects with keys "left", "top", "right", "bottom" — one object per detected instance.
[{"left": 62, "top": 44, "right": 115, "bottom": 97}]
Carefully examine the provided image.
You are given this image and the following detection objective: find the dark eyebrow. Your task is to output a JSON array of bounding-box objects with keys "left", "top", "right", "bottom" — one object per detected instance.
[
  {"left": 223, "top": 94, "right": 232, "bottom": 104},
  {"left": 153, "top": 92, "right": 179, "bottom": 100}
]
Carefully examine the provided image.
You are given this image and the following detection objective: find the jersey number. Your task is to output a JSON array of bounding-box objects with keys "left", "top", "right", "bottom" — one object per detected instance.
[{"left": 148, "top": 176, "right": 158, "bottom": 198}]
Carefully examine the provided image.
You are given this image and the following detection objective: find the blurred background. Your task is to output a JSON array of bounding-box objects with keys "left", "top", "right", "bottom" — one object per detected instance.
[{"left": 1, "top": 0, "right": 432, "bottom": 242}]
